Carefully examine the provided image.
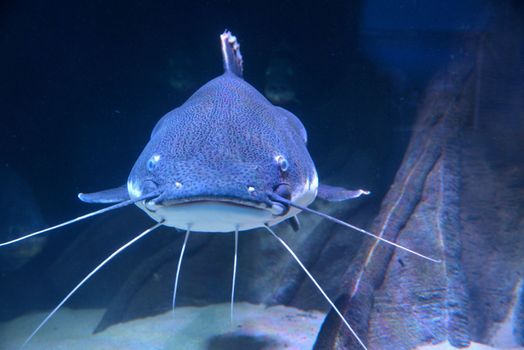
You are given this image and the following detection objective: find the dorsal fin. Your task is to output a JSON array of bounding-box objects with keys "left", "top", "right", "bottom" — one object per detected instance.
[{"left": 220, "top": 30, "right": 243, "bottom": 77}]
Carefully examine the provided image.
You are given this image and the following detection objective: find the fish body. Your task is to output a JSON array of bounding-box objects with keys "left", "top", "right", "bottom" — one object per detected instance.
[
  {"left": 80, "top": 32, "right": 320, "bottom": 233},
  {"left": 128, "top": 69, "right": 317, "bottom": 232},
  {"left": 2, "top": 31, "right": 430, "bottom": 350}
]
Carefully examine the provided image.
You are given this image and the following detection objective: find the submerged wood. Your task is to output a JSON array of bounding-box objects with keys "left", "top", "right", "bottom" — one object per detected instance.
[{"left": 316, "top": 7, "right": 524, "bottom": 349}]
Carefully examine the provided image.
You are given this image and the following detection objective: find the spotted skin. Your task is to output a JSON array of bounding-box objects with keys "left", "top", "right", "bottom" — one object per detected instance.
[{"left": 128, "top": 68, "right": 316, "bottom": 214}]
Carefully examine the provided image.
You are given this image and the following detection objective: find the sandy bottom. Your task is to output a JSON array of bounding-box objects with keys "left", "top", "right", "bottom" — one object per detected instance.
[
  {"left": 417, "top": 341, "right": 524, "bottom": 350},
  {"left": 2, "top": 303, "right": 522, "bottom": 350},
  {"left": 0, "top": 302, "right": 325, "bottom": 350}
]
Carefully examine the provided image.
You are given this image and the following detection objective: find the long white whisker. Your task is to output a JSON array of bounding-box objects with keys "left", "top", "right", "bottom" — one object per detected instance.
[
  {"left": 22, "top": 221, "right": 163, "bottom": 347},
  {"left": 172, "top": 226, "right": 191, "bottom": 312},
  {"left": 263, "top": 224, "right": 368, "bottom": 350},
  {"left": 230, "top": 226, "right": 239, "bottom": 324},
  {"left": 269, "top": 194, "right": 441, "bottom": 263},
  {"left": 0, "top": 192, "right": 160, "bottom": 247}
]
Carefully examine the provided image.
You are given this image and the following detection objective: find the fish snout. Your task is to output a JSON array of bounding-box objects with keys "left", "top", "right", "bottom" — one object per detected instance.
[
  {"left": 146, "top": 161, "right": 280, "bottom": 207},
  {"left": 151, "top": 179, "right": 274, "bottom": 208}
]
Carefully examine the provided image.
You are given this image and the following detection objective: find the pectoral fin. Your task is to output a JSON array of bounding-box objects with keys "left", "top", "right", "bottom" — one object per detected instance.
[
  {"left": 287, "top": 216, "right": 301, "bottom": 232},
  {"left": 317, "top": 183, "right": 370, "bottom": 202},
  {"left": 78, "top": 185, "right": 129, "bottom": 204}
]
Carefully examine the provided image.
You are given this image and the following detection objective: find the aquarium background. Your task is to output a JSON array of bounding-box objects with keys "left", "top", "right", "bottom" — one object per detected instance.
[{"left": 0, "top": 0, "right": 523, "bottom": 349}]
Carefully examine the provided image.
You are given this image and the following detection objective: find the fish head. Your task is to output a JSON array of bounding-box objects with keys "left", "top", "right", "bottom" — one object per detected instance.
[{"left": 126, "top": 83, "right": 317, "bottom": 233}]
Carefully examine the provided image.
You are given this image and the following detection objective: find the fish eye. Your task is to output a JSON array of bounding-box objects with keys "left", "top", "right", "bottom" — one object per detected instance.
[
  {"left": 275, "top": 155, "right": 289, "bottom": 172},
  {"left": 147, "top": 154, "right": 161, "bottom": 172}
]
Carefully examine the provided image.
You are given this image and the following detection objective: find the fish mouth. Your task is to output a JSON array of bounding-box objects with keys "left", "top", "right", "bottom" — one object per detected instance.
[
  {"left": 152, "top": 195, "right": 285, "bottom": 214},
  {"left": 137, "top": 195, "right": 288, "bottom": 233}
]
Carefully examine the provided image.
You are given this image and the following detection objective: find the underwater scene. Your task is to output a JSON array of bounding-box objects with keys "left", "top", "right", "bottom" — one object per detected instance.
[{"left": 1, "top": 0, "right": 523, "bottom": 349}]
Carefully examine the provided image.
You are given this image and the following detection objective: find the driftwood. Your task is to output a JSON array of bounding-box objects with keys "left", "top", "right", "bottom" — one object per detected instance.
[{"left": 316, "top": 7, "right": 524, "bottom": 350}]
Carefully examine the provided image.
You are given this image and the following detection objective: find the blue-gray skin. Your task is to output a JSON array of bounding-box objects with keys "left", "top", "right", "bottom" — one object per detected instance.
[
  {"left": 80, "top": 31, "right": 361, "bottom": 233},
  {"left": 129, "top": 70, "right": 314, "bottom": 216},
  {"left": 0, "top": 167, "right": 46, "bottom": 272}
]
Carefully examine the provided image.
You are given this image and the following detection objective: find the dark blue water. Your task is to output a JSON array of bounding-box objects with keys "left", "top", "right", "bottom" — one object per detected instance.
[{"left": 0, "top": 1, "right": 522, "bottom": 349}]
